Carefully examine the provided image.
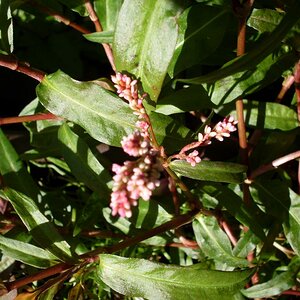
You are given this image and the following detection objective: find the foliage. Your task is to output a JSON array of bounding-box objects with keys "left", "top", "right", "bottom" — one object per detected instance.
[{"left": 0, "top": 0, "right": 299, "bottom": 299}]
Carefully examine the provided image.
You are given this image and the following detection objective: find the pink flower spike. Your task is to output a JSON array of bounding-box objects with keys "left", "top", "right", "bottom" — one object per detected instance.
[{"left": 186, "top": 150, "right": 201, "bottom": 167}]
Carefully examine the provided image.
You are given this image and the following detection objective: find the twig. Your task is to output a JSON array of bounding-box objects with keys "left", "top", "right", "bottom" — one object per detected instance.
[
  {"left": 29, "top": 0, "right": 90, "bottom": 34},
  {"left": 86, "top": 210, "right": 200, "bottom": 256},
  {"left": 247, "top": 150, "right": 300, "bottom": 182},
  {"left": 276, "top": 75, "right": 295, "bottom": 103},
  {"left": 84, "top": 0, "right": 116, "bottom": 71},
  {"left": 294, "top": 60, "right": 300, "bottom": 193},
  {"left": 5, "top": 262, "right": 73, "bottom": 291},
  {"left": 0, "top": 113, "right": 61, "bottom": 126},
  {"left": 221, "top": 220, "right": 237, "bottom": 246},
  {"left": 5, "top": 211, "right": 200, "bottom": 291},
  {"left": 0, "top": 54, "right": 45, "bottom": 82}
]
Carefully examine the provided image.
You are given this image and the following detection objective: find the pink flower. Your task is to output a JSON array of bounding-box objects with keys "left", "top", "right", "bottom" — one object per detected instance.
[
  {"left": 110, "top": 154, "right": 162, "bottom": 218},
  {"left": 121, "top": 131, "right": 150, "bottom": 157},
  {"left": 111, "top": 72, "right": 138, "bottom": 102},
  {"left": 185, "top": 150, "right": 201, "bottom": 166}
]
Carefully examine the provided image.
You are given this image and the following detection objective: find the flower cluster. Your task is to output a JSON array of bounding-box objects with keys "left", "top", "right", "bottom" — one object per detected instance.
[
  {"left": 173, "top": 116, "right": 238, "bottom": 166},
  {"left": 110, "top": 72, "right": 162, "bottom": 218},
  {"left": 110, "top": 153, "right": 162, "bottom": 218}
]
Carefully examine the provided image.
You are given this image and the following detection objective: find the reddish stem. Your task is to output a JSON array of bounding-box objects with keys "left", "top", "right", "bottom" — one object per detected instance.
[
  {"left": 0, "top": 113, "right": 61, "bottom": 126},
  {"left": 0, "top": 54, "right": 45, "bottom": 82},
  {"left": 84, "top": 0, "right": 116, "bottom": 71},
  {"left": 29, "top": 0, "right": 90, "bottom": 34}
]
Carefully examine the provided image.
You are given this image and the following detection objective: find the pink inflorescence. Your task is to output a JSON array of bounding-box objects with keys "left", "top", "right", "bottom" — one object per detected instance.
[
  {"left": 110, "top": 72, "right": 162, "bottom": 218},
  {"left": 179, "top": 116, "right": 238, "bottom": 167}
]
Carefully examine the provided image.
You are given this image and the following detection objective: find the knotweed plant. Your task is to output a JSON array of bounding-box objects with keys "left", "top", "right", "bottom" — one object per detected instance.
[{"left": 110, "top": 72, "right": 238, "bottom": 217}]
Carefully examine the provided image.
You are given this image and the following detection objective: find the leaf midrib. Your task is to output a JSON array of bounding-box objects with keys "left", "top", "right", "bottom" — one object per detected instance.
[
  {"left": 42, "top": 77, "right": 136, "bottom": 130},
  {"left": 102, "top": 261, "right": 248, "bottom": 289}
]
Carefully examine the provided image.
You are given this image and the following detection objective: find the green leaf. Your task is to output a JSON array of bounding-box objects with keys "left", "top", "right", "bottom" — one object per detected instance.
[
  {"left": 0, "top": 128, "right": 39, "bottom": 200},
  {"left": 242, "top": 257, "right": 300, "bottom": 298},
  {"left": 250, "top": 180, "right": 294, "bottom": 221},
  {"left": 57, "top": 0, "right": 87, "bottom": 16},
  {"left": 98, "top": 254, "right": 252, "bottom": 299},
  {"left": 3, "top": 188, "right": 76, "bottom": 262},
  {"left": 58, "top": 123, "right": 111, "bottom": 196},
  {"left": 36, "top": 70, "right": 138, "bottom": 147},
  {"left": 73, "top": 193, "right": 106, "bottom": 236},
  {"left": 0, "top": 0, "right": 13, "bottom": 53},
  {"left": 169, "top": 160, "right": 247, "bottom": 184},
  {"left": 199, "top": 183, "right": 266, "bottom": 240},
  {"left": 94, "top": 0, "right": 123, "bottom": 31},
  {"left": 282, "top": 188, "right": 300, "bottom": 256},
  {"left": 113, "top": 0, "right": 186, "bottom": 101},
  {"left": 0, "top": 235, "right": 57, "bottom": 268},
  {"left": 168, "top": 4, "right": 231, "bottom": 77},
  {"left": 193, "top": 215, "right": 249, "bottom": 268},
  {"left": 206, "top": 51, "right": 297, "bottom": 105},
  {"left": 156, "top": 85, "right": 213, "bottom": 115},
  {"left": 233, "top": 230, "right": 260, "bottom": 258},
  {"left": 20, "top": 98, "right": 63, "bottom": 155},
  {"left": 217, "top": 100, "right": 299, "bottom": 131},
  {"left": 84, "top": 31, "right": 114, "bottom": 44},
  {"left": 248, "top": 8, "right": 284, "bottom": 33},
  {"left": 177, "top": 0, "right": 300, "bottom": 85},
  {"left": 149, "top": 112, "right": 193, "bottom": 153}
]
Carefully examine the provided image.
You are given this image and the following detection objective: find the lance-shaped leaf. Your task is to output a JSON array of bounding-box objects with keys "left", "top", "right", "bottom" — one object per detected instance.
[
  {"left": 282, "top": 188, "right": 300, "bottom": 256},
  {"left": 169, "top": 160, "right": 247, "bottom": 184},
  {"left": 0, "top": 0, "right": 13, "bottom": 53},
  {"left": 36, "top": 70, "right": 138, "bottom": 147},
  {"left": 242, "top": 257, "right": 300, "bottom": 298},
  {"left": 98, "top": 254, "right": 252, "bottom": 300},
  {"left": 193, "top": 215, "right": 249, "bottom": 268},
  {"left": 177, "top": 0, "right": 300, "bottom": 85},
  {"left": 168, "top": 4, "right": 231, "bottom": 77},
  {"left": 113, "top": 0, "right": 186, "bottom": 101},
  {"left": 205, "top": 52, "right": 297, "bottom": 105},
  {"left": 94, "top": 0, "right": 123, "bottom": 31},
  {"left": 58, "top": 123, "right": 111, "bottom": 196},
  {"left": 3, "top": 188, "right": 76, "bottom": 262},
  {"left": 199, "top": 183, "right": 266, "bottom": 240},
  {"left": 0, "top": 235, "right": 57, "bottom": 268},
  {"left": 84, "top": 31, "right": 114, "bottom": 44},
  {"left": 217, "top": 100, "right": 299, "bottom": 131},
  {"left": 0, "top": 128, "right": 39, "bottom": 200}
]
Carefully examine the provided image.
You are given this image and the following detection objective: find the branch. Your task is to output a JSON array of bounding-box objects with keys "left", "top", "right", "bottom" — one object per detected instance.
[
  {"left": 5, "top": 210, "right": 200, "bottom": 291},
  {"left": 84, "top": 0, "right": 116, "bottom": 71},
  {"left": 247, "top": 150, "right": 300, "bottom": 182},
  {"left": 0, "top": 54, "right": 45, "bottom": 82},
  {"left": 0, "top": 113, "right": 61, "bottom": 126},
  {"left": 29, "top": 0, "right": 90, "bottom": 34}
]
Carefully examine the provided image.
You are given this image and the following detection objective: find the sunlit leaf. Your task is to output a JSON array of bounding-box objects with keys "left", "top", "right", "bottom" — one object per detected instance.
[
  {"left": 98, "top": 254, "right": 252, "bottom": 300},
  {"left": 193, "top": 215, "right": 249, "bottom": 268},
  {"left": 3, "top": 188, "right": 76, "bottom": 262},
  {"left": 169, "top": 160, "right": 247, "bottom": 184},
  {"left": 114, "top": 0, "right": 186, "bottom": 100},
  {"left": 242, "top": 257, "right": 300, "bottom": 298},
  {"left": 0, "top": 235, "right": 57, "bottom": 268},
  {"left": 36, "top": 70, "right": 138, "bottom": 147}
]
